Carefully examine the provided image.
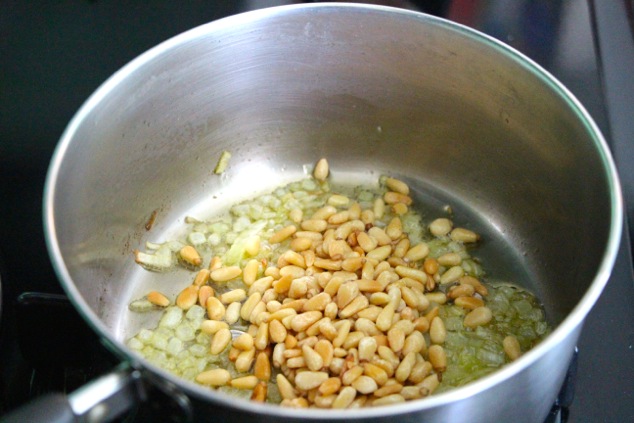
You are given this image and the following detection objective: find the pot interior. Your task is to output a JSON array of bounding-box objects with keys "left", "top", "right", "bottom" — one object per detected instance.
[{"left": 45, "top": 3, "right": 618, "bottom": 407}]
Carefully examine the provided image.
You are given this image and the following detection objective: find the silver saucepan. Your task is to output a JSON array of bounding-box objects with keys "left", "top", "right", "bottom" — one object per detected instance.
[{"left": 7, "top": 3, "right": 623, "bottom": 423}]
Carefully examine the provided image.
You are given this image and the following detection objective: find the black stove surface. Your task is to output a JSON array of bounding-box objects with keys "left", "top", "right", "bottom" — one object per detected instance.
[{"left": 1, "top": 1, "right": 633, "bottom": 422}]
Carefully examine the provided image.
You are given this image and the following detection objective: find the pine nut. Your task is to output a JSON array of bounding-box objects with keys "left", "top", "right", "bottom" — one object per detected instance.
[
  {"left": 342, "top": 365, "right": 364, "bottom": 386},
  {"left": 408, "top": 360, "right": 432, "bottom": 384},
  {"left": 147, "top": 291, "right": 170, "bottom": 307},
  {"left": 447, "top": 283, "right": 475, "bottom": 299},
  {"left": 314, "top": 258, "right": 342, "bottom": 271},
  {"left": 291, "top": 237, "right": 313, "bottom": 252},
  {"left": 314, "top": 339, "right": 334, "bottom": 367},
  {"left": 270, "top": 225, "right": 297, "bottom": 244},
  {"left": 429, "top": 218, "right": 453, "bottom": 237},
  {"left": 220, "top": 289, "right": 246, "bottom": 304},
  {"left": 366, "top": 245, "right": 392, "bottom": 261},
  {"left": 251, "top": 381, "right": 268, "bottom": 402},
  {"left": 242, "top": 259, "right": 260, "bottom": 286},
  {"left": 332, "top": 386, "right": 357, "bottom": 409},
  {"left": 440, "top": 265, "right": 464, "bottom": 285},
  {"left": 428, "top": 345, "right": 447, "bottom": 372},
  {"left": 291, "top": 311, "right": 323, "bottom": 332},
  {"left": 295, "top": 371, "right": 329, "bottom": 391},
  {"left": 312, "top": 205, "right": 337, "bottom": 220},
  {"left": 402, "top": 331, "right": 426, "bottom": 356},
  {"left": 255, "top": 351, "right": 271, "bottom": 381},
  {"left": 372, "top": 393, "right": 405, "bottom": 406},
  {"left": 277, "top": 374, "right": 297, "bottom": 399},
  {"left": 437, "top": 252, "right": 462, "bottom": 266},
  {"left": 464, "top": 306, "right": 493, "bottom": 328},
  {"left": 200, "top": 320, "right": 229, "bottom": 334},
  {"left": 313, "top": 158, "right": 329, "bottom": 181},
  {"left": 396, "top": 352, "right": 416, "bottom": 382},
  {"left": 198, "top": 285, "right": 214, "bottom": 308},
  {"left": 206, "top": 296, "right": 225, "bottom": 321},
  {"left": 289, "top": 208, "right": 303, "bottom": 223},
  {"left": 333, "top": 320, "right": 352, "bottom": 348},
  {"left": 373, "top": 383, "right": 403, "bottom": 398},
  {"left": 423, "top": 257, "right": 439, "bottom": 275},
  {"left": 301, "top": 219, "right": 328, "bottom": 232},
  {"left": 384, "top": 192, "right": 412, "bottom": 206},
  {"left": 503, "top": 335, "right": 522, "bottom": 360},
  {"left": 386, "top": 217, "right": 403, "bottom": 240},
  {"left": 236, "top": 349, "right": 257, "bottom": 371},
  {"left": 210, "top": 266, "right": 242, "bottom": 283},
  {"left": 211, "top": 328, "right": 232, "bottom": 354},
  {"left": 385, "top": 177, "right": 410, "bottom": 195},
  {"left": 419, "top": 374, "right": 440, "bottom": 396},
  {"left": 401, "top": 385, "right": 423, "bottom": 400},
  {"left": 357, "top": 232, "right": 378, "bottom": 253},
  {"left": 387, "top": 328, "right": 405, "bottom": 353},
  {"left": 459, "top": 275, "right": 489, "bottom": 296},
  {"left": 339, "top": 295, "right": 369, "bottom": 319},
  {"left": 450, "top": 227, "right": 479, "bottom": 243},
  {"left": 454, "top": 296, "right": 485, "bottom": 310},
  {"left": 358, "top": 336, "right": 378, "bottom": 362},
  {"left": 430, "top": 317, "right": 447, "bottom": 344},
  {"left": 230, "top": 375, "right": 259, "bottom": 390},
  {"left": 303, "top": 344, "right": 324, "bottom": 371},
  {"left": 363, "top": 363, "right": 389, "bottom": 386},
  {"left": 268, "top": 319, "right": 287, "bottom": 343},
  {"left": 425, "top": 292, "right": 447, "bottom": 305},
  {"left": 179, "top": 245, "right": 202, "bottom": 267},
  {"left": 240, "top": 292, "right": 262, "bottom": 321},
  {"left": 352, "top": 375, "right": 378, "bottom": 394},
  {"left": 255, "top": 322, "right": 269, "bottom": 350},
  {"left": 233, "top": 333, "right": 254, "bottom": 351},
  {"left": 395, "top": 266, "right": 426, "bottom": 283},
  {"left": 193, "top": 269, "right": 210, "bottom": 286},
  {"left": 337, "top": 281, "right": 360, "bottom": 309},
  {"left": 208, "top": 256, "right": 222, "bottom": 271},
  {"left": 176, "top": 285, "right": 199, "bottom": 310},
  {"left": 280, "top": 265, "right": 305, "bottom": 279},
  {"left": 196, "top": 368, "right": 231, "bottom": 386},
  {"left": 342, "top": 257, "right": 365, "bottom": 272}
]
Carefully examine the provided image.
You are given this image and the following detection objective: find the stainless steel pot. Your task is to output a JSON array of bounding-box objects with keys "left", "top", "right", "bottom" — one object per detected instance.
[{"left": 30, "top": 3, "right": 623, "bottom": 423}]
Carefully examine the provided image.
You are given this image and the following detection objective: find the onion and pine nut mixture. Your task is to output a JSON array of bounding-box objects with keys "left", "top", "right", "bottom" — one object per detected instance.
[{"left": 128, "top": 158, "right": 550, "bottom": 408}]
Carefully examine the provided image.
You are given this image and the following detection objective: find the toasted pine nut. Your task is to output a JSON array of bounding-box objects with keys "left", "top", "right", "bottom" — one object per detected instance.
[
  {"left": 251, "top": 381, "right": 268, "bottom": 402},
  {"left": 385, "top": 177, "right": 410, "bottom": 195},
  {"left": 230, "top": 375, "right": 259, "bottom": 390},
  {"left": 147, "top": 291, "right": 170, "bottom": 307},
  {"left": 314, "top": 339, "right": 334, "bottom": 367},
  {"left": 428, "top": 344, "right": 447, "bottom": 372},
  {"left": 210, "top": 266, "right": 242, "bottom": 283},
  {"left": 459, "top": 275, "right": 489, "bottom": 296},
  {"left": 196, "top": 368, "right": 230, "bottom": 386},
  {"left": 337, "top": 281, "right": 360, "bottom": 309},
  {"left": 291, "top": 237, "right": 313, "bottom": 252},
  {"left": 206, "top": 296, "right": 225, "bottom": 321},
  {"left": 242, "top": 259, "right": 260, "bottom": 286},
  {"left": 408, "top": 360, "right": 433, "bottom": 384},
  {"left": 200, "top": 320, "right": 229, "bottom": 334},
  {"left": 270, "top": 225, "right": 297, "bottom": 244},
  {"left": 235, "top": 348, "right": 256, "bottom": 372},
  {"left": 373, "top": 383, "right": 403, "bottom": 398},
  {"left": 342, "top": 365, "right": 364, "bottom": 386},
  {"left": 366, "top": 245, "right": 392, "bottom": 261},
  {"left": 208, "top": 256, "right": 222, "bottom": 271},
  {"left": 386, "top": 217, "right": 403, "bottom": 240},
  {"left": 423, "top": 257, "right": 439, "bottom": 275},
  {"left": 429, "top": 218, "right": 453, "bottom": 237},
  {"left": 387, "top": 328, "right": 405, "bottom": 353},
  {"left": 179, "top": 245, "right": 202, "bottom": 267},
  {"left": 430, "top": 317, "right": 447, "bottom": 344},
  {"left": 277, "top": 374, "right": 297, "bottom": 399},
  {"left": 268, "top": 319, "right": 287, "bottom": 344},
  {"left": 303, "top": 344, "right": 325, "bottom": 371},
  {"left": 454, "top": 296, "right": 485, "bottom": 310},
  {"left": 419, "top": 373, "right": 440, "bottom": 396},
  {"left": 197, "top": 285, "right": 213, "bottom": 308},
  {"left": 363, "top": 363, "right": 389, "bottom": 386},
  {"left": 193, "top": 269, "right": 210, "bottom": 286},
  {"left": 450, "top": 227, "right": 479, "bottom": 243},
  {"left": 291, "top": 311, "right": 323, "bottom": 332},
  {"left": 255, "top": 351, "right": 271, "bottom": 381},
  {"left": 314, "top": 158, "right": 329, "bottom": 181},
  {"left": 210, "top": 328, "right": 232, "bottom": 354},
  {"left": 373, "top": 393, "right": 405, "bottom": 406},
  {"left": 332, "top": 386, "right": 357, "bottom": 409},
  {"left": 503, "top": 335, "right": 522, "bottom": 360},
  {"left": 339, "top": 295, "right": 369, "bottom": 319},
  {"left": 437, "top": 252, "right": 462, "bottom": 266},
  {"left": 233, "top": 332, "right": 254, "bottom": 351},
  {"left": 240, "top": 292, "right": 261, "bottom": 321},
  {"left": 301, "top": 219, "right": 328, "bottom": 232},
  {"left": 220, "top": 289, "right": 246, "bottom": 304},
  {"left": 464, "top": 306, "right": 493, "bottom": 328},
  {"left": 357, "top": 232, "right": 378, "bottom": 253},
  {"left": 395, "top": 265, "right": 426, "bottom": 283},
  {"left": 402, "top": 331, "right": 426, "bottom": 356},
  {"left": 395, "top": 351, "right": 416, "bottom": 383},
  {"left": 295, "top": 371, "right": 329, "bottom": 391},
  {"left": 384, "top": 192, "right": 412, "bottom": 206},
  {"left": 440, "top": 265, "right": 464, "bottom": 285}
]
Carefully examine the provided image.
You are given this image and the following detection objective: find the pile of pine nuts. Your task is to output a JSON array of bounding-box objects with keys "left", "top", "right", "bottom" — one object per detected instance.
[{"left": 134, "top": 158, "right": 527, "bottom": 408}]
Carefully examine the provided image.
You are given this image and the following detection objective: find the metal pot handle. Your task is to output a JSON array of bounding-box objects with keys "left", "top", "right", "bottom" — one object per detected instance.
[{"left": 1, "top": 365, "right": 143, "bottom": 423}]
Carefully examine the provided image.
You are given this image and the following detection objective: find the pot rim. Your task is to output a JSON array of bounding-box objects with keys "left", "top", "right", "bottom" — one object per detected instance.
[{"left": 43, "top": 2, "right": 623, "bottom": 418}]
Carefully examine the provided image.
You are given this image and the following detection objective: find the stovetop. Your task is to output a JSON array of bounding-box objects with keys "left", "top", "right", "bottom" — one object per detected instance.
[{"left": 1, "top": 1, "right": 633, "bottom": 422}]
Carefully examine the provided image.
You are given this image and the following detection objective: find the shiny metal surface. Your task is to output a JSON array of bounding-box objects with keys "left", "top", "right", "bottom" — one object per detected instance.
[{"left": 43, "top": 4, "right": 622, "bottom": 422}]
